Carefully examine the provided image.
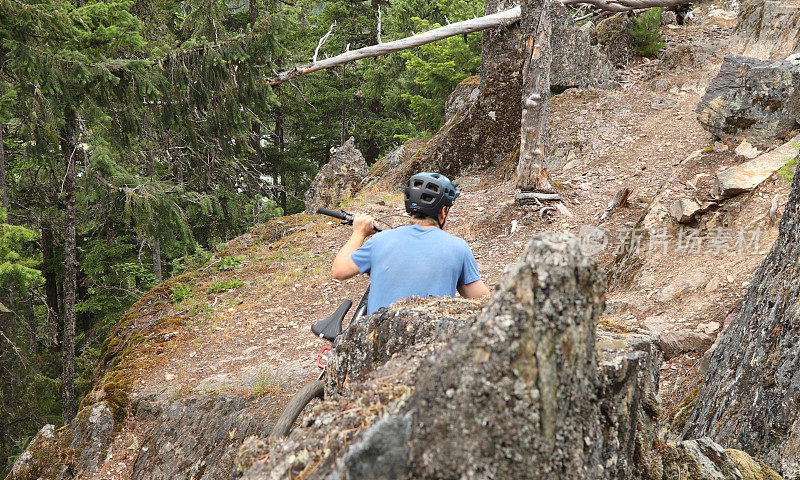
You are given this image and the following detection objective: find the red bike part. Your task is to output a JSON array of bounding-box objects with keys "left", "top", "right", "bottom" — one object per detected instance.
[{"left": 316, "top": 345, "right": 332, "bottom": 370}]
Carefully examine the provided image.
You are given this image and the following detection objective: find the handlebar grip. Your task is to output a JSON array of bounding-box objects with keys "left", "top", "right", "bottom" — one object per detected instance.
[{"left": 316, "top": 207, "right": 349, "bottom": 221}]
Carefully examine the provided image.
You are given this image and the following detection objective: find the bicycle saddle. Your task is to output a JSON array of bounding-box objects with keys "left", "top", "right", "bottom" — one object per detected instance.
[{"left": 311, "top": 300, "right": 352, "bottom": 341}]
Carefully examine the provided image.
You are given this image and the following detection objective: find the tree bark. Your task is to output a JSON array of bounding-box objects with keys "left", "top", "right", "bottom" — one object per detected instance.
[
  {"left": 41, "top": 221, "right": 60, "bottom": 326},
  {"left": 60, "top": 106, "right": 78, "bottom": 422},
  {"left": 0, "top": 123, "right": 8, "bottom": 212},
  {"left": 516, "top": 0, "right": 556, "bottom": 200},
  {"left": 340, "top": 65, "right": 347, "bottom": 145},
  {"left": 152, "top": 237, "right": 162, "bottom": 284}
]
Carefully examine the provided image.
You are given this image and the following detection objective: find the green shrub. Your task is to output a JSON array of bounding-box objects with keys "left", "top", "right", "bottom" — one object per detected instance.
[
  {"left": 778, "top": 153, "right": 798, "bottom": 181},
  {"left": 208, "top": 279, "right": 243, "bottom": 293},
  {"left": 629, "top": 8, "right": 665, "bottom": 57},
  {"left": 171, "top": 283, "right": 193, "bottom": 303},
  {"left": 217, "top": 255, "right": 243, "bottom": 271}
]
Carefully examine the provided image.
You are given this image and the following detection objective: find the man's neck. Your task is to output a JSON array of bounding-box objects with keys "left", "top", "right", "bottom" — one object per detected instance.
[{"left": 410, "top": 219, "right": 438, "bottom": 229}]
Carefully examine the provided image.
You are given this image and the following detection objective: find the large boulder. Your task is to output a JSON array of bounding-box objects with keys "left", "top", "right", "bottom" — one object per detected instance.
[
  {"left": 400, "top": 0, "right": 616, "bottom": 181},
  {"left": 681, "top": 162, "right": 800, "bottom": 477},
  {"left": 5, "top": 401, "right": 117, "bottom": 480},
  {"left": 737, "top": 0, "right": 800, "bottom": 60},
  {"left": 592, "top": 13, "right": 637, "bottom": 67},
  {"left": 303, "top": 136, "right": 368, "bottom": 214},
  {"left": 696, "top": 54, "right": 800, "bottom": 148}
]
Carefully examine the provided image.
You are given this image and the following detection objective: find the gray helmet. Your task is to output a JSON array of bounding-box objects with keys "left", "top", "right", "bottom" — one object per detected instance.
[{"left": 404, "top": 172, "right": 460, "bottom": 219}]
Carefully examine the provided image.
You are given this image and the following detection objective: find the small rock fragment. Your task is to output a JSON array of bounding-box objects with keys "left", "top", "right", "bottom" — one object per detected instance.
[
  {"left": 734, "top": 140, "right": 761, "bottom": 159},
  {"left": 669, "top": 198, "right": 703, "bottom": 223}
]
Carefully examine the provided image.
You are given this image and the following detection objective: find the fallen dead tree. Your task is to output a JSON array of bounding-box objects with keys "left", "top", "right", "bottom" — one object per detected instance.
[{"left": 266, "top": 0, "right": 692, "bottom": 86}]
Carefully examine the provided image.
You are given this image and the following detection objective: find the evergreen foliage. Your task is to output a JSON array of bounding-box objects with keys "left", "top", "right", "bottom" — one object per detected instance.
[
  {"left": 629, "top": 7, "right": 665, "bottom": 57},
  {"left": 0, "top": 0, "right": 485, "bottom": 472}
]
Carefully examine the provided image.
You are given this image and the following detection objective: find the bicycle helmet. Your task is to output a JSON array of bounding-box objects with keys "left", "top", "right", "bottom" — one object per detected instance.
[{"left": 404, "top": 172, "right": 460, "bottom": 219}]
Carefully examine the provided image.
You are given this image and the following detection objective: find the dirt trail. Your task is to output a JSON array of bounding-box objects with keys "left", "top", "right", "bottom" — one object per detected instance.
[{"left": 82, "top": 5, "right": 794, "bottom": 477}]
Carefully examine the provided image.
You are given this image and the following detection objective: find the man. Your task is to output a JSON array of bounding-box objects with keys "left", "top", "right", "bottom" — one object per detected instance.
[{"left": 331, "top": 172, "right": 490, "bottom": 314}]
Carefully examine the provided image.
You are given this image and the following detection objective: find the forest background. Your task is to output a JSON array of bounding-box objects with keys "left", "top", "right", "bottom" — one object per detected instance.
[{"left": 0, "top": 0, "right": 486, "bottom": 472}]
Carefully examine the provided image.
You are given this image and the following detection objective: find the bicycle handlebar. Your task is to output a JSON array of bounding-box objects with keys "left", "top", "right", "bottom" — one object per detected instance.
[
  {"left": 316, "top": 207, "right": 351, "bottom": 222},
  {"left": 316, "top": 207, "right": 382, "bottom": 232}
]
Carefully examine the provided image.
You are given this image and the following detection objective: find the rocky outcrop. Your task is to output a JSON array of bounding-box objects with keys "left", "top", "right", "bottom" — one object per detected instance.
[
  {"left": 243, "top": 233, "right": 671, "bottom": 479},
  {"left": 303, "top": 137, "right": 368, "bottom": 214},
  {"left": 681, "top": 162, "right": 800, "bottom": 477},
  {"left": 696, "top": 55, "right": 800, "bottom": 148},
  {"left": 131, "top": 394, "right": 274, "bottom": 480},
  {"left": 736, "top": 0, "right": 800, "bottom": 60},
  {"left": 403, "top": 233, "right": 606, "bottom": 479}
]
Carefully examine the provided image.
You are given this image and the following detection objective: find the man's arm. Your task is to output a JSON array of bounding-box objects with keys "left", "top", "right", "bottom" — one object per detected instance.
[
  {"left": 331, "top": 213, "right": 377, "bottom": 280},
  {"left": 458, "top": 279, "right": 490, "bottom": 298}
]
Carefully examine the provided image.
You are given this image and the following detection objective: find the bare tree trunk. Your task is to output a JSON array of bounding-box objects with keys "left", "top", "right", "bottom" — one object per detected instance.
[
  {"left": 152, "top": 237, "right": 162, "bottom": 284},
  {"left": 60, "top": 106, "right": 78, "bottom": 422},
  {"left": 0, "top": 123, "right": 8, "bottom": 212},
  {"left": 516, "top": 0, "right": 556, "bottom": 202},
  {"left": 341, "top": 65, "right": 347, "bottom": 145},
  {"left": 41, "top": 221, "right": 60, "bottom": 326},
  {"left": 275, "top": 108, "right": 287, "bottom": 212}
]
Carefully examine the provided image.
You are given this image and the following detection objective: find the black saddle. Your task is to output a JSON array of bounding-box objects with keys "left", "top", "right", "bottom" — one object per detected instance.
[{"left": 311, "top": 300, "right": 352, "bottom": 341}]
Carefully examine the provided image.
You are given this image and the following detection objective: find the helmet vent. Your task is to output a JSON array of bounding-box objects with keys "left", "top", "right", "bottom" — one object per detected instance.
[
  {"left": 414, "top": 180, "right": 423, "bottom": 187},
  {"left": 427, "top": 183, "right": 439, "bottom": 193}
]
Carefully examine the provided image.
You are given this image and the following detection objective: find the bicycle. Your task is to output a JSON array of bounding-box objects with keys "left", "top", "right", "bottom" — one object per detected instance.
[{"left": 269, "top": 207, "right": 382, "bottom": 439}]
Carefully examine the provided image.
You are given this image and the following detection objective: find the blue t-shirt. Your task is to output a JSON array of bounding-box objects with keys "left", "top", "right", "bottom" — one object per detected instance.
[{"left": 350, "top": 224, "right": 481, "bottom": 314}]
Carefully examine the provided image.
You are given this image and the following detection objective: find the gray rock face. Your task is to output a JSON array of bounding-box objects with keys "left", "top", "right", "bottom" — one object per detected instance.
[
  {"left": 696, "top": 55, "right": 800, "bottom": 148},
  {"left": 6, "top": 425, "right": 71, "bottom": 480},
  {"left": 131, "top": 394, "right": 274, "bottom": 480},
  {"left": 596, "top": 332, "right": 663, "bottom": 480},
  {"left": 550, "top": 1, "right": 618, "bottom": 91},
  {"left": 737, "top": 0, "right": 800, "bottom": 60},
  {"left": 70, "top": 402, "right": 116, "bottom": 474},
  {"left": 329, "top": 412, "right": 413, "bottom": 480},
  {"left": 443, "top": 77, "right": 481, "bottom": 123},
  {"left": 303, "top": 136, "right": 368, "bottom": 214},
  {"left": 593, "top": 13, "right": 636, "bottom": 67},
  {"left": 404, "top": 233, "right": 606, "bottom": 479},
  {"left": 682, "top": 161, "right": 800, "bottom": 477},
  {"left": 325, "top": 304, "right": 469, "bottom": 396},
  {"left": 664, "top": 438, "right": 745, "bottom": 480},
  {"left": 5, "top": 402, "right": 118, "bottom": 480}
]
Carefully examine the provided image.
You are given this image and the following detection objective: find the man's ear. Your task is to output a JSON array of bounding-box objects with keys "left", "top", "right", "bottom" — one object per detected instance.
[{"left": 439, "top": 206, "right": 449, "bottom": 226}]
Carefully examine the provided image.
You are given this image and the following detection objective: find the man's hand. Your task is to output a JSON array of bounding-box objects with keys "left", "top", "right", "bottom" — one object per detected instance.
[
  {"left": 352, "top": 213, "right": 378, "bottom": 238},
  {"left": 331, "top": 213, "right": 377, "bottom": 280}
]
